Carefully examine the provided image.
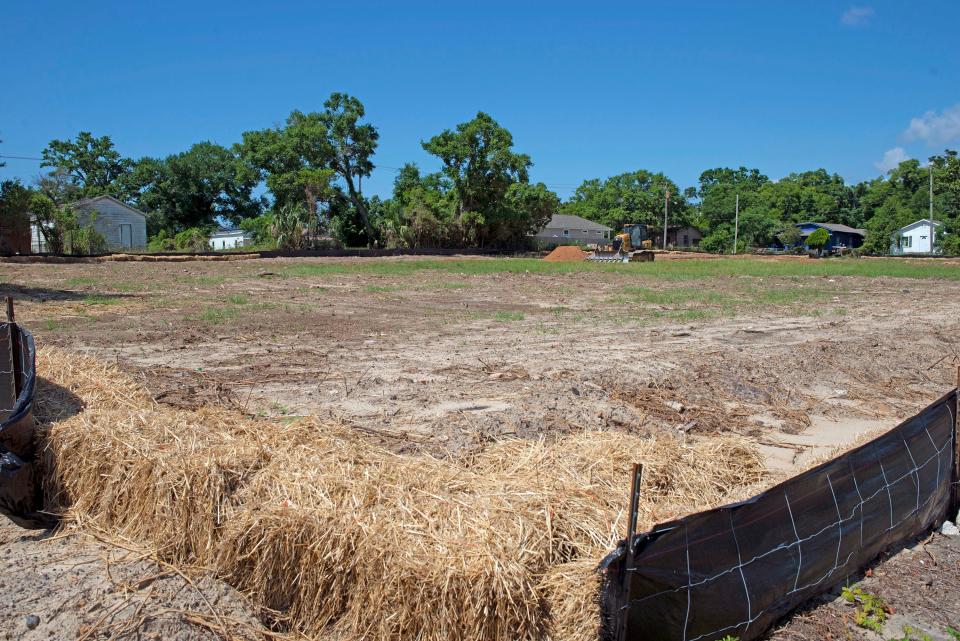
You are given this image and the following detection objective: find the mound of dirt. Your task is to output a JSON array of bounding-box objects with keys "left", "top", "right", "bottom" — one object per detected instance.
[{"left": 543, "top": 245, "right": 588, "bottom": 262}]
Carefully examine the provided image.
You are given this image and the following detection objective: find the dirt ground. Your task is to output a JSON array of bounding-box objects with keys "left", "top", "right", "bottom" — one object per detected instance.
[{"left": 2, "top": 254, "right": 960, "bottom": 639}]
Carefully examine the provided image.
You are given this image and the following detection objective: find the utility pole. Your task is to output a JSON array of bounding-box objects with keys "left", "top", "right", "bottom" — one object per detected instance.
[
  {"left": 662, "top": 191, "right": 670, "bottom": 249},
  {"left": 733, "top": 193, "right": 740, "bottom": 255},
  {"left": 929, "top": 161, "right": 934, "bottom": 220}
]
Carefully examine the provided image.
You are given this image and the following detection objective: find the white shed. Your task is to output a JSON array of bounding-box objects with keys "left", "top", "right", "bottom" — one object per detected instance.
[
  {"left": 891, "top": 219, "right": 942, "bottom": 255},
  {"left": 209, "top": 228, "right": 253, "bottom": 250},
  {"left": 30, "top": 195, "right": 147, "bottom": 252}
]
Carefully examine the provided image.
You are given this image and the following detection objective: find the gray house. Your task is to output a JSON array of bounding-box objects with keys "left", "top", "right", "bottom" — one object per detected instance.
[
  {"left": 534, "top": 214, "right": 612, "bottom": 245},
  {"left": 69, "top": 195, "right": 147, "bottom": 250}
]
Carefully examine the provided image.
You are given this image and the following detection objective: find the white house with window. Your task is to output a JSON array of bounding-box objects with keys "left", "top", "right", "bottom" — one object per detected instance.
[
  {"left": 209, "top": 228, "right": 254, "bottom": 250},
  {"left": 890, "top": 219, "right": 943, "bottom": 255}
]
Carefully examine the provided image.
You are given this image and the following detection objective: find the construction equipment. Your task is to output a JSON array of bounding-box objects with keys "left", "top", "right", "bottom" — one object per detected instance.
[{"left": 587, "top": 224, "right": 655, "bottom": 263}]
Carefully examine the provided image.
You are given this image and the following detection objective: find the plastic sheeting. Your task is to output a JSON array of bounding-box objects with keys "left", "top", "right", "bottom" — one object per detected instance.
[
  {"left": 0, "top": 322, "right": 50, "bottom": 529},
  {"left": 602, "top": 389, "right": 957, "bottom": 641}
]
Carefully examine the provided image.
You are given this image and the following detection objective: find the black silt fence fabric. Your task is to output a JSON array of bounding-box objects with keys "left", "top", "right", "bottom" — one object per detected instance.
[
  {"left": 607, "top": 390, "right": 956, "bottom": 641},
  {"left": 0, "top": 323, "right": 49, "bottom": 529}
]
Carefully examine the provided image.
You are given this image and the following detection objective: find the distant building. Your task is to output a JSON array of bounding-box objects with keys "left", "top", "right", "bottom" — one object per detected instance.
[
  {"left": 29, "top": 195, "right": 147, "bottom": 252},
  {"left": 795, "top": 222, "right": 865, "bottom": 252},
  {"left": 534, "top": 214, "right": 612, "bottom": 245},
  {"left": 209, "top": 228, "right": 254, "bottom": 250},
  {"left": 665, "top": 225, "right": 702, "bottom": 249},
  {"left": 0, "top": 212, "right": 30, "bottom": 255},
  {"left": 891, "top": 219, "right": 942, "bottom": 255}
]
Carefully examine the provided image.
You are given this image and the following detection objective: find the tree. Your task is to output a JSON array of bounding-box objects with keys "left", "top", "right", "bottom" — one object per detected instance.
[
  {"left": 131, "top": 142, "right": 265, "bottom": 232},
  {"left": 806, "top": 227, "right": 830, "bottom": 255},
  {"left": 319, "top": 93, "right": 380, "bottom": 242},
  {"left": 564, "top": 170, "right": 689, "bottom": 232},
  {"left": 422, "top": 112, "right": 530, "bottom": 221},
  {"left": 238, "top": 94, "right": 381, "bottom": 245},
  {"left": 41, "top": 132, "right": 134, "bottom": 200}
]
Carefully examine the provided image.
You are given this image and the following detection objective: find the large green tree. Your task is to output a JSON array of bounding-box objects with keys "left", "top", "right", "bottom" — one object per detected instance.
[
  {"left": 41, "top": 132, "right": 134, "bottom": 200},
  {"left": 132, "top": 142, "right": 265, "bottom": 231},
  {"left": 564, "top": 170, "right": 688, "bottom": 233},
  {"left": 238, "top": 93, "right": 380, "bottom": 244},
  {"left": 421, "top": 112, "right": 531, "bottom": 221}
]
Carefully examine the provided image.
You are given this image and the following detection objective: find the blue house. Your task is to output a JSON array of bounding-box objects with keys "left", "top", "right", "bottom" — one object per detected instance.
[{"left": 795, "top": 222, "right": 865, "bottom": 252}]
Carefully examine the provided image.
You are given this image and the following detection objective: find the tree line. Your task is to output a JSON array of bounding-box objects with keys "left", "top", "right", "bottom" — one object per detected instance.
[{"left": 3, "top": 92, "right": 959, "bottom": 254}]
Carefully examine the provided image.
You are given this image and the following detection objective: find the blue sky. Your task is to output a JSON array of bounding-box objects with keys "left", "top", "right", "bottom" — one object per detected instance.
[{"left": 2, "top": 1, "right": 958, "bottom": 200}]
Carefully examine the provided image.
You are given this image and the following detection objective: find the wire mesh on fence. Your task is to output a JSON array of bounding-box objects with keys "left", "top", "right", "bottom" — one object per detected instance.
[{"left": 603, "top": 389, "right": 957, "bottom": 641}]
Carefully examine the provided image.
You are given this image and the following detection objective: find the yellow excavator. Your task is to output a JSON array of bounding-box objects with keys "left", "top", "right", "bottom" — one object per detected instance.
[{"left": 587, "top": 224, "right": 655, "bottom": 263}]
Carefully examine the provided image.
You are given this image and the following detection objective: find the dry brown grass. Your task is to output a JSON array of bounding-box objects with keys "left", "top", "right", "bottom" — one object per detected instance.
[{"left": 35, "top": 347, "right": 769, "bottom": 641}]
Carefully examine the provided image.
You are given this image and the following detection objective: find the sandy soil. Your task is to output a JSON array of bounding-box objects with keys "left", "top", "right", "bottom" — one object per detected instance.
[{"left": 2, "top": 254, "right": 960, "bottom": 639}]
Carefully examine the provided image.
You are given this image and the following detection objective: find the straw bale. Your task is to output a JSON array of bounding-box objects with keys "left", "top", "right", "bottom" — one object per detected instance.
[
  {"left": 537, "top": 558, "right": 603, "bottom": 641},
  {"left": 34, "top": 348, "right": 771, "bottom": 641}
]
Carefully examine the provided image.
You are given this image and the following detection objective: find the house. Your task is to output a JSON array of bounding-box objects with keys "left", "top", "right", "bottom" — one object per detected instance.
[
  {"left": 30, "top": 195, "right": 147, "bottom": 252},
  {"left": 890, "top": 219, "right": 942, "bottom": 255},
  {"left": 209, "top": 228, "right": 254, "bottom": 250},
  {"left": 795, "top": 222, "right": 865, "bottom": 252},
  {"left": 665, "top": 225, "right": 702, "bottom": 249},
  {"left": 534, "top": 214, "right": 612, "bottom": 245}
]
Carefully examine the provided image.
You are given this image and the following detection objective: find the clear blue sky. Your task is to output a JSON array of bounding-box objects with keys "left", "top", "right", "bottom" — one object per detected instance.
[{"left": 2, "top": 1, "right": 958, "bottom": 200}]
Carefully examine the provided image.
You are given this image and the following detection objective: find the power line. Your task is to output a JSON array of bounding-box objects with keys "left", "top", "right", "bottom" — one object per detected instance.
[{"left": 0, "top": 154, "right": 43, "bottom": 161}]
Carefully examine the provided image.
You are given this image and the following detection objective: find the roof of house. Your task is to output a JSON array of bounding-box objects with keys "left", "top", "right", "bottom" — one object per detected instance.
[
  {"left": 897, "top": 218, "right": 943, "bottom": 233},
  {"left": 210, "top": 228, "right": 253, "bottom": 238},
  {"left": 71, "top": 195, "right": 147, "bottom": 220},
  {"left": 540, "top": 214, "right": 612, "bottom": 232},
  {"left": 796, "top": 222, "right": 866, "bottom": 236}
]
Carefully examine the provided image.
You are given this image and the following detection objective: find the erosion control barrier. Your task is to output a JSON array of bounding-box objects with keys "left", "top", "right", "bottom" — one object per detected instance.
[
  {"left": 0, "top": 301, "right": 49, "bottom": 529},
  {"left": 601, "top": 388, "right": 958, "bottom": 641}
]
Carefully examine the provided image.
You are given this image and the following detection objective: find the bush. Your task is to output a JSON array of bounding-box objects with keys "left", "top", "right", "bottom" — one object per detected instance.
[
  {"left": 174, "top": 227, "right": 211, "bottom": 252},
  {"left": 806, "top": 227, "right": 830, "bottom": 255}
]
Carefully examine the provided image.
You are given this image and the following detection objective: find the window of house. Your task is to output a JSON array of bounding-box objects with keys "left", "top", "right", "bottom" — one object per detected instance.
[
  {"left": 902, "top": 236, "right": 912, "bottom": 248},
  {"left": 682, "top": 234, "right": 688, "bottom": 246},
  {"left": 562, "top": 229, "right": 569, "bottom": 237}
]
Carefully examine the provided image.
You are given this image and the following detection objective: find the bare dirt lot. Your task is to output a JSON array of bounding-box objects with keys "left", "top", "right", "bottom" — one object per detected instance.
[{"left": 3, "top": 254, "right": 960, "bottom": 639}]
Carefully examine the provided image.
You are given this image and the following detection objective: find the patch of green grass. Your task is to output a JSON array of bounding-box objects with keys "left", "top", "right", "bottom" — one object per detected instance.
[
  {"left": 191, "top": 306, "right": 239, "bottom": 324},
  {"left": 282, "top": 256, "right": 960, "bottom": 281},
  {"left": 227, "top": 294, "right": 249, "bottom": 305},
  {"left": 494, "top": 310, "right": 525, "bottom": 322},
  {"left": 889, "top": 625, "right": 933, "bottom": 641},
  {"left": 44, "top": 319, "right": 64, "bottom": 332},
  {"left": 65, "top": 277, "right": 97, "bottom": 287},
  {"left": 184, "top": 275, "right": 227, "bottom": 286},
  {"left": 112, "top": 281, "right": 147, "bottom": 293},
  {"left": 363, "top": 284, "right": 400, "bottom": 293},
  {"left": 82, "top": 294, "right": 122, "bottom": 306}
]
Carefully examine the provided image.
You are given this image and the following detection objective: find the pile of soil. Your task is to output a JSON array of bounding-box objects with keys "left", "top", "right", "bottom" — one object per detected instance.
[{"left": 543, "top": 245, "right": 588, "bottom": 262}]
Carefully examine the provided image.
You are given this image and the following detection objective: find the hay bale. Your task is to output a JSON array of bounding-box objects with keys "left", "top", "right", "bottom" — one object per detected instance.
[
  {"left": 35, "top": 348, "right": 771, "bottom": 641},
  {"left": 537, "top": 559, "right": 603, "bottom": 641}
]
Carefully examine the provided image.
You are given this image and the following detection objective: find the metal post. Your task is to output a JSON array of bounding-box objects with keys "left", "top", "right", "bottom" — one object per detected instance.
[
  {"left": 624, "top": 463, "right": 644, "bottom": 574},
  {"left": 733, "top": 193, "right": 740, "bottom": 255},
  {"left": 662, "top": 192, "right": 670, "bottom": 250},
  {"left": 930, "top": 163, "right": 935, "bottom": 221},
  {"left": 5, "top": 297, "right": 20, "bottom": 398}
]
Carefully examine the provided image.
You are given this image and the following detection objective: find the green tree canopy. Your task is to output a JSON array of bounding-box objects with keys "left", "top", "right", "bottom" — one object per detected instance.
[
  {"left": 564, "top": 170, "right": 688, "bottom": 232},
  {"left": 41, "top": 132, "right": 134, "bottom": 200},
  {"left": 131, "top": 142, "right": 265, "bottom": 232}
]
